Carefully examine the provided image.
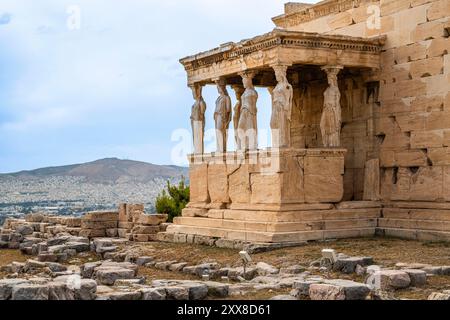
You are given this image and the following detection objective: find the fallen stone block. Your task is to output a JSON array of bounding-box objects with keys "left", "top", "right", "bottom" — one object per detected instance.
[
  {"left": 403, "top": 269, "right": 427, "bottom": 287},
  {"left": 141, "top": 287, "right": 167, "bottom": 300},
  {"left": 102, "top": 290, "right": 142, "bottom": 300},
  {"left": 256, "top": 262, "right": 279, "bottom": 276},
  {"left": 65, "top": 242, "right": 90, "bottom": 252},
  {"left": 114, "top": 278, "right": 145, "bottom": 286},
  {"left": 309, "top": 283, "right": 346, "bottom": 300},
  {"left": 25, "top": 213, "right": 45, "bottom": 223},
  {"left": 370, "top": 270, "right": 411, "bottom": 290},
  {"left": 79, "top": 229, "right": 106, "bottom": 238},
  {"left": 169, "top": 262, "right": 188, "bottom": 272},
  {"left": 106, "top": 228, "right": 118, "bottom": 237},
  {"left": 46, "top": 262, "right": 67, "bottom": 273},
  {"left": 292, "top": 279, "right": 323, "bottom": 297},
  {"left": 81, "top": 220, "right": 118, "bottom": 230},
  {"left": 48, "top": 282, "right": 75, "bottom": 300},
  {"left": 134, "top": 214, "right": 167, "bottom": 226},
  {"left": 95, "top": 268, "right": 136, "bottom": 285},
  {"left": 83, "top": 211, "right": 118, "bottom": 221},
  {"left": 16, "top": 225, "right": 34, "bottom": 236},
  {"left": 270, "top": 295, "right": 297, "bottom": 300},
  {"left": 164, "top": 286, "right": 190, "bottom": 300},
  {"left": 132, "top": 225, "right": 160, "bottom": 234},
  {"left": 423, "top": 266, "right": 443, "bottom": 275},
  {"left": 333, "top": 257, "right": 374, "bottom": 274},
  {"left": 136, "top": 256, "right": 154, "bottom": 266},
  {"left": 428, "top": 291, "right": 450, "bottom": 300},
  {"left": 96, "top": 246, "right": 118, "bottom": 254},
  {"left": 80, "top": 261, "right": 103, "bottom": 278},
  {"left": 155, "top": 261, "right": 178, "bottom": 271},
  {"left": 179, "top": 282, "right": 208, "bottom": 300},
  {"left": 204, "top": 281, "right": 229, "bottom": 298},
  {"left": 74, "top": 279, "right": 97, "bottom": 300},
  {"left": 280, "top": 265, "right": 306, "bottom": 274},
  {"left": 0, "top": 279, "right": 29, "bottom": 300},
  {"left": 11, "top": 284, "right": 49, "bottom": 300},
  {"left": 37, "top": 253, "right": 58, "bottom": 263},
  {"left": 0, "top": 241, "right": 8, "bottom": 249},
  {"left": 132, "top": 234, "right": 149, "bottom": 242}
]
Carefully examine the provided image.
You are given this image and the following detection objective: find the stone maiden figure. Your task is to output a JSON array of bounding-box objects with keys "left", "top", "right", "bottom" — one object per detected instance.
[
  {"left": 190, "top": 84, "right": 206, "bottom": 154},
  {"left": 270, "top": 65, "right": 293, "bottom": 149},
  {"left": 237, "top": 72, "right": 258, "bottom": 151},
  {"left": 214, "top": 78, "right": 232, "bottom": 153},
  {"left": 320, "top": 66, "right": 343, "bottom": 148}
]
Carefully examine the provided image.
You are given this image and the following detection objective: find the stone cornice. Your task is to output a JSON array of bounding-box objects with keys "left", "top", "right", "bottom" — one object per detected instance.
[
  {"left": 180, "top": 29, "right": 385, "bottom": 72},
  {"left": 272, "top": 0, "right": 379, "bottom": 28}
]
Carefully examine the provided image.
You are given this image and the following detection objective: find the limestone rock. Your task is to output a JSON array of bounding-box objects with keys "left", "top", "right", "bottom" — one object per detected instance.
[
  {"left": 428, "top": 291, "right": 450, "bottom": 300},
  {"left": 292, "top": 279, "right": 323, "bottom": 297},
  {"left": 48, "top": 282, "right": 75, "bottom": 300},
  {"left": 403, "top": 269, "right": 427, "bottom": 287},
  {"left": 136, "top": 256, "right": 154, "bottom": 266},
  {"left": 333, "top": 257, "right": 374, "bottom": 274},
  {"left": 370, "top": 270, "right": 411, "bottom": 290},
  {"left": 96, "top": 268, "right": 136, "bottom": 285},
  {"left": 310, "top": 280, "right": 370, "bottom": 300},
  {"left": 204, "top": 281, "right": 229, "bottom": 298},
  {"left": 11, "top": 284, "right": 49, "bottom": 300},
  {"left": 270, "top": 295, "right": 297, "bottom": 300},
  {"left": 141, "top": 287, "right": 167, "bottom": 300},
  {"left": 0, "top": 279, "right": 29, "bottom": 300},
  {"left": 164, "top": 286, "right": 190, "bottom": 300},
  {"left": 256, "top": 262, "right": 279, "bottom": 276}
]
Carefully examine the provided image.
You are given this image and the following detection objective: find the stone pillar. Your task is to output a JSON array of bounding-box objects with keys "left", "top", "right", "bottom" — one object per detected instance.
[
  {"left": 214, "top": 78, "right": 232, "bottom": 153},
  {"left": 190, "top": 83, "right": 207, "bottom": 154},
  {"left": 320, "top": 65, "right": 343, "bottom": 148},
  {"left": 237, "top": 71, "right": 258, "bottom": 151},
  {"left": 270, "top": 65, "right": 293, "bottom": 149},
  {"left": 231, "top": 85, "right": 245, "bottom": 151}
]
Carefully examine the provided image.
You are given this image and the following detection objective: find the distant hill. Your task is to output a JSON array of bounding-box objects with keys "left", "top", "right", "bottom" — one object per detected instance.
[{"left": 0, "top": 158, "right": 189, "bottom": 184}]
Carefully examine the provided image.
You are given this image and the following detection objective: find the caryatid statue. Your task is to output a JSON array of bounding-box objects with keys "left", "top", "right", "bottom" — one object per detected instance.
[
  {"left": 270, "top": 65, "right": 293, "bottom": 149},
  {"left": 214, "top": 78, "right": 232, "bottom": 153},
  {"left": 231, "top": 85, "right": 245, "bottom": 150},
  {"left": 320, "top": 66, "right": 343, "bottom": 148},
  {"left": 190, "top": 84, "right": 206, "bottom": 154},
  {"left": 237, "top": 72, "right": 258, "bottom": 151}
]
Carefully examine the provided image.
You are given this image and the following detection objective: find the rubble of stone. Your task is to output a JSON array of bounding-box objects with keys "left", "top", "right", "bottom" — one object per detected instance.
[{"left": 0, "top": 204, "right": 168, "bottom": 248}]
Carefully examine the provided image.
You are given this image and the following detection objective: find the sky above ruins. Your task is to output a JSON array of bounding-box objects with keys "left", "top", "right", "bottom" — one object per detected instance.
[{"left": 0, "top": 0, "right": 315, "bottom": 172}]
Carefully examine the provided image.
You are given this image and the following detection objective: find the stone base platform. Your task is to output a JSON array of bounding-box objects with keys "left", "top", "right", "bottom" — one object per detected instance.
[
  {"left": 163, "top": 201, "right": 381, "bottom": 244},
  {"left": 378, "top": 202, "right": 450, "bottom": 242}
]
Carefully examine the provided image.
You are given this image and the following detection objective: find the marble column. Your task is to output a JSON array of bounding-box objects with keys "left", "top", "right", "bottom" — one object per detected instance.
[
  {"left": 270, "top": 65, "right": 293, "bottom": 149},
  {"left": 214, "top": 78, "right": 232, "bottom": 153},
  {"left": 237, "top": 72, "right": 258, "bottom": 151},
  {"left": 320, "top": 65, "right": 343, "bottom": 148},
  {"left": 190, "top": 83, "right": 206, "bottom": 154}
]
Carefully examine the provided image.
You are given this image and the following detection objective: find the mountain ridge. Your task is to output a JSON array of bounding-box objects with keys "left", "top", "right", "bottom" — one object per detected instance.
[{"left": 0, "top": 158, "right": 189, "bottom": 184}]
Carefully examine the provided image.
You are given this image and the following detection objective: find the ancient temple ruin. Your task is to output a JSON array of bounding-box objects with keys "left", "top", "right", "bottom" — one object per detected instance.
[{"left": 163, "top": 0, "right": 450, "bottom": 244}]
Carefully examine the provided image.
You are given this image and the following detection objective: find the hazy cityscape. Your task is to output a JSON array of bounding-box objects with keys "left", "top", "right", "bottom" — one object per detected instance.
[{"left": 0, "top": 158, "right": 188, "bottom": 224}]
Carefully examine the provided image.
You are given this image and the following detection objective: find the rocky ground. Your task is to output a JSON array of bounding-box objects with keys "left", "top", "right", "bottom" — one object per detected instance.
[{"left": 1, "top": 234, "right": 450, "bottom": 300}]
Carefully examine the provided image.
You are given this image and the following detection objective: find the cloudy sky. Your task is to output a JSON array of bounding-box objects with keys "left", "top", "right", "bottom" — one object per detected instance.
[{"left": 0, "top": 0, "right": 314, "bottom": 172}]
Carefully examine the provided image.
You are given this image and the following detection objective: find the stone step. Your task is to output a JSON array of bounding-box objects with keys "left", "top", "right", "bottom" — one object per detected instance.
[
  {"left": 378, "top": 227, "right": 450, "bottom": 242},
  {"left": 383, "top": 208, "right": 450, "bottom": 221},
  {"left": 379, "top": 218, "right": 450, "bottom": 232},
  {"left": 174, "top": 216, "right": 378, "bottom": 233},
  {"left": 166, "top": 224, "right": 376, "bottom": 243},
  {"left": 184, "top": 208, "right": 381, "bottom": 223}
]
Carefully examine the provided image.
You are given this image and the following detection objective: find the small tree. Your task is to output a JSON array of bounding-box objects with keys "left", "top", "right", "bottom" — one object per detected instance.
[{"left": 155, "top": 178, "right": 189, "bottom": 222}]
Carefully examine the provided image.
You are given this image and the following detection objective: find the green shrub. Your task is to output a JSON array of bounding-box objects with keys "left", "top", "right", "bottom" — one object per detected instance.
[{"left": 155, "top": 178, "right": 189, "bottom": 222}]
